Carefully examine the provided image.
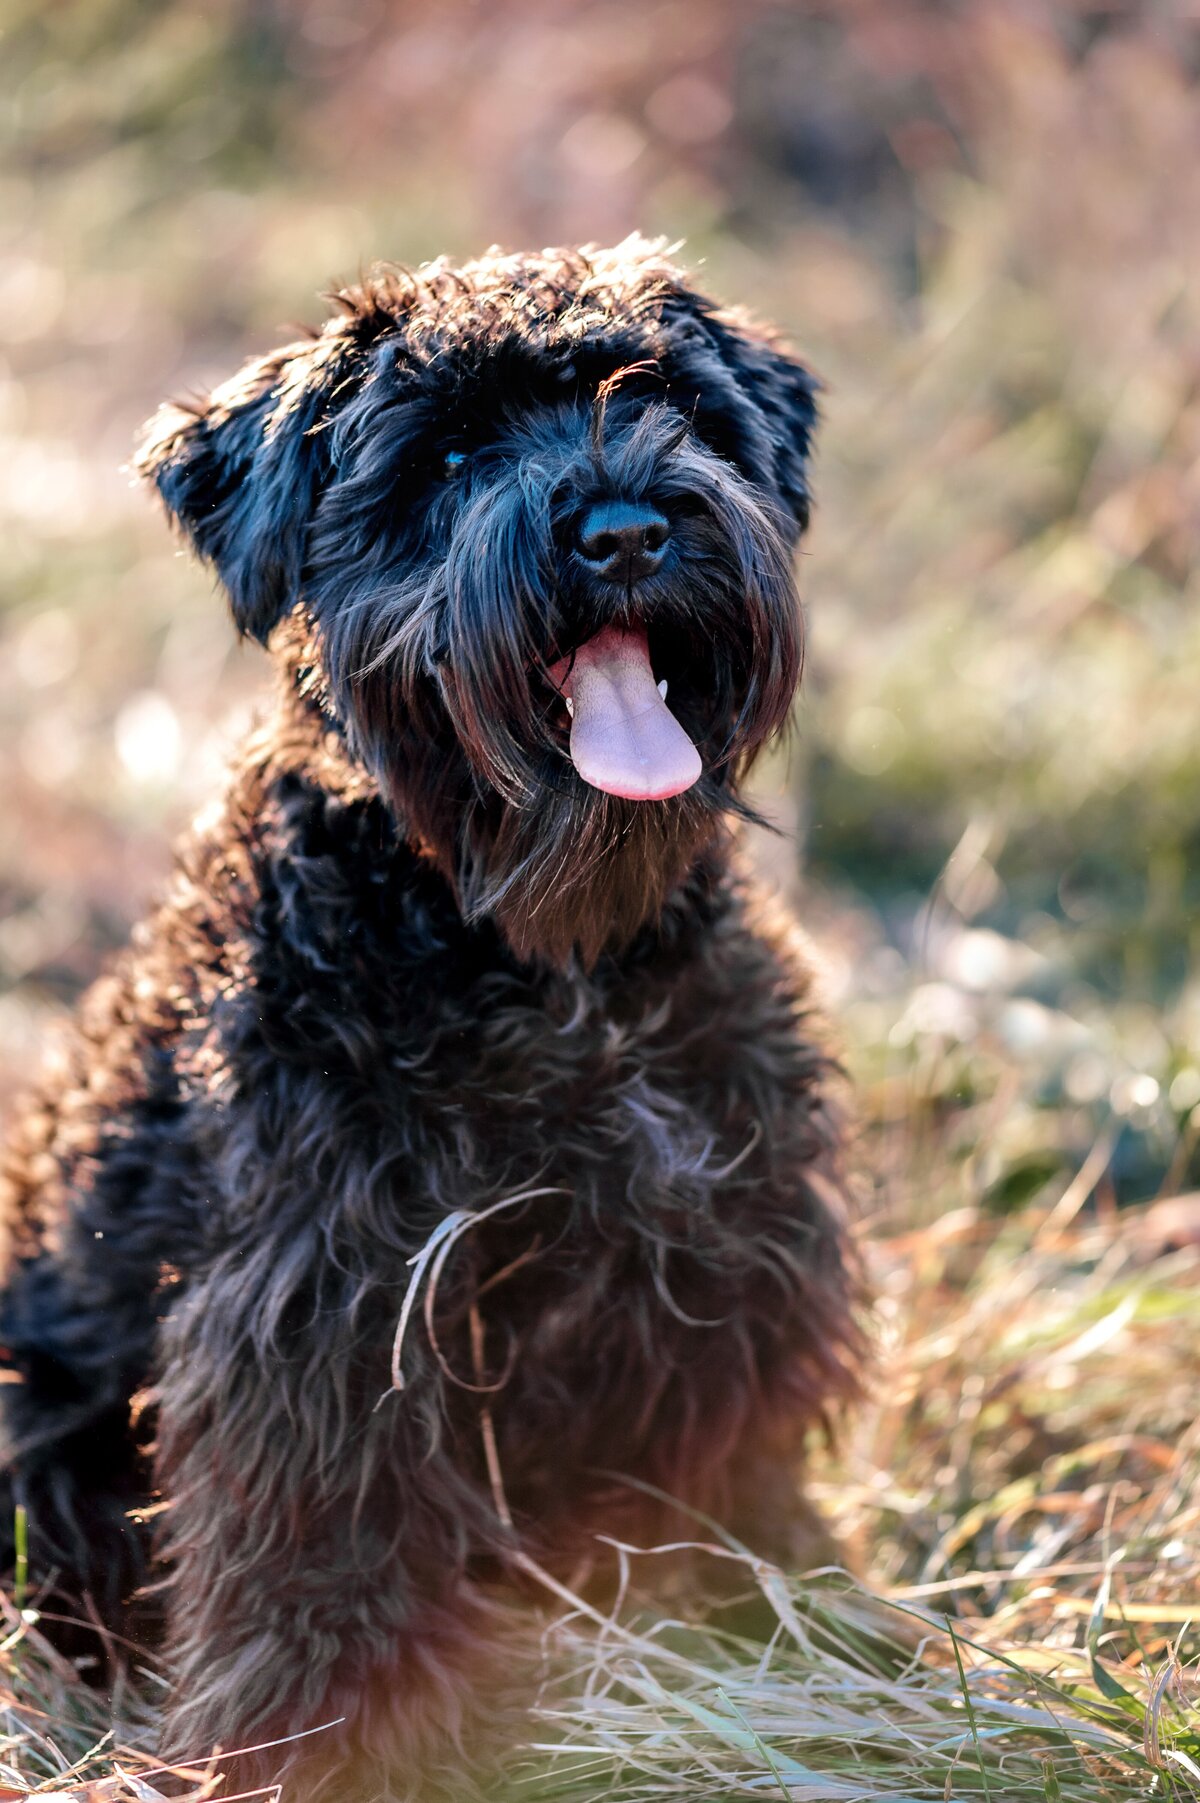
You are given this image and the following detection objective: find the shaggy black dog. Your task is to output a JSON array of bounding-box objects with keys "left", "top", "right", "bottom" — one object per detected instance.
[{"left": 0, "top": 237, "right": 862, "bottom": 1799}]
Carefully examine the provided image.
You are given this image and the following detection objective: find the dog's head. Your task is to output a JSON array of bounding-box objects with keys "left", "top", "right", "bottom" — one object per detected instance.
[{"left": 138, "top": 237, "right": 818, "bottom": 966}]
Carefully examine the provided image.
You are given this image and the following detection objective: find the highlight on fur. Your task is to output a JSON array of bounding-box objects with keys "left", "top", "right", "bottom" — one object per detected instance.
[{"left": 0, "top": 236, "right": 861, "bottom": 1801}]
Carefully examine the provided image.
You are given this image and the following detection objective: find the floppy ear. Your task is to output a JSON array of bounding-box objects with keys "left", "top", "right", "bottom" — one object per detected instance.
[
  {"left": 657, "top": 288, "right": 820, "bottom": 533},
  {"left": 707, "top": 309, "right": 820, "bottom": 531},
  {"left": 136, "top": 334, "right": 352, "bottom": 644}
]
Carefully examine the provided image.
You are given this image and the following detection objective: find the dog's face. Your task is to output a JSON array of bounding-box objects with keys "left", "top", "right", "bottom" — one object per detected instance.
[{"left": 138, "top": 238, "right": 817, "bottom": 966}]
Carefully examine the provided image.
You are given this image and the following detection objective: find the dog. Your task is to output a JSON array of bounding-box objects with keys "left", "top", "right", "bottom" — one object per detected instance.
[{"left": 0, "top": 237, "right": 862, "bottom": 1799}]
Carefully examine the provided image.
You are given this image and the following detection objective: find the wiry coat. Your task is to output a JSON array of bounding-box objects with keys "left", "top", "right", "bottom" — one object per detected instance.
[{"left": 0, "top": 239, "right": 861, "bottom": 1801}]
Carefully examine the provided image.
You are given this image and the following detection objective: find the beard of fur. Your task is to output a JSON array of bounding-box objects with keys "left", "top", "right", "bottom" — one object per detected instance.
[{"left": 462, "top": 781, "right": 724, "bottom": 969}]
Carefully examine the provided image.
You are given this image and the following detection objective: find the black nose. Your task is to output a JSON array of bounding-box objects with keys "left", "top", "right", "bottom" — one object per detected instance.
[{"left": 577, "top": 500, "right": 670, "bottom": 584}]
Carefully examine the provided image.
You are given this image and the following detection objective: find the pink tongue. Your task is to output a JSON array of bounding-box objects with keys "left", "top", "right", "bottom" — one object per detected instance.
[{"left": 551, "top": 625, "right": 702, "bottom": 801}]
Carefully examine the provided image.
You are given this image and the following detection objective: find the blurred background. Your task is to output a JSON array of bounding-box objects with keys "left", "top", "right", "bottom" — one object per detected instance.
[{"left": 2, "top": 0, "right": 1199, "bottom": 1227}]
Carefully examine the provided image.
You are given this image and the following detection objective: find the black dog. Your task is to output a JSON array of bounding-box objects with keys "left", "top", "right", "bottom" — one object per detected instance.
[{"left": 0, "top": 238, "right": 861, "bottom": 1799}]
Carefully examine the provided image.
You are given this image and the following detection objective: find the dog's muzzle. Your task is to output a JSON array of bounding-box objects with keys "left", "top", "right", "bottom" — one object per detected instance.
[{"left": 549, "top": 624, "right": 702, "bottom": 802}]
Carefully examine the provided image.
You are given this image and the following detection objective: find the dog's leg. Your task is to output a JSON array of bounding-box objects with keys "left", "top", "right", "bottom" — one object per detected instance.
[
  {"left": 152, "top": 1264, "right": 511, "bottom": 1802},
  {"left": 0, "top": 1249, "right": 153, "bottom": 1636},
  {"left": 0, "top": 1075, "right": 205, "bottom": 1640}
]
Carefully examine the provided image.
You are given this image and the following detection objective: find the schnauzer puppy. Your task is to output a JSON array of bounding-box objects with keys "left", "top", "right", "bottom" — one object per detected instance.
[{"left": 0, "top": 238, "right": 861, "bottom": 1799}]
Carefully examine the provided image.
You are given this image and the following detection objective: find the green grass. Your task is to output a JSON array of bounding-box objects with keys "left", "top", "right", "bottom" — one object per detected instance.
[{"left": 500, "top": 1582, "right": 1197, "bottom": 1799}]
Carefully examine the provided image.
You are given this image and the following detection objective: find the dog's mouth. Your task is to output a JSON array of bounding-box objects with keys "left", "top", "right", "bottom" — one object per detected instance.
[{"left": 547, "top": 624, "right": 702, "bottom": 801}]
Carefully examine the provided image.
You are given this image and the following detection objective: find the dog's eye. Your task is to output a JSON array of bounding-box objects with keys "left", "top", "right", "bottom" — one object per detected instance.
[{"left": 442, "top": 450, "right": 468, "bottom": 478}]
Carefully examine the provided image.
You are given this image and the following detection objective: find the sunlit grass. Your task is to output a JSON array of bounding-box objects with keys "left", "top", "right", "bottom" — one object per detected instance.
[{"left": 488, "top": 1176, "right": 1200, "bottom": 1801}]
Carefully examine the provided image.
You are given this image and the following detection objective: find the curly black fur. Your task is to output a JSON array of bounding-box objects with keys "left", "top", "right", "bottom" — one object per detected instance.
[{"left": 0, "top": 237, "right": 862, "bottom": 1800}]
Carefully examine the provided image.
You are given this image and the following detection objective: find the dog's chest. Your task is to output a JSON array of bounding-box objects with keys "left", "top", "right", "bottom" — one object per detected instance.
[
  {"left": 191, "top": 790, "right": 813, "bottom": 1300},
  {"left": 167, "top": 812, "right": 832, "bottom": 1440},
  {"left": 215, "top": 885, "right": 777, "bottom": 1267},
  {"left": 369, "top": 956, "right": 745, "bottom": 1223}
]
